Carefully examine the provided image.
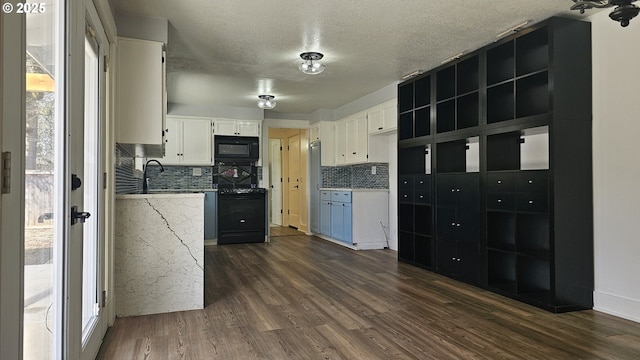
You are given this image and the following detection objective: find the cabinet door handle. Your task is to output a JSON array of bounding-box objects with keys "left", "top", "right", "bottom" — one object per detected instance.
[
  {"left": 352, "top": 152, "right": 357, "bottom": 155},
  {"left": 529, "top": 200, "right": 534, "bottom": 204},
  {"left": 497, "top": 180, "right": 502, "bottom": 184},
  {"left": 497, "top": 199, "right": 502, "bottom": 203},
  {"left": 378, "top": 127, "right": 383, "bottom": 130}
]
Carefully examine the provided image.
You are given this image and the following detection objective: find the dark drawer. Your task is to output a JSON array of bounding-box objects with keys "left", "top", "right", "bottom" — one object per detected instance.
[
  {"left": 399, "top": 190, "right": 414, "bottom": 203},
  {"left": 414, "top": 175, "right": 431, "bottom": 191},
  {"left": 517, "top": 192, "right": 548, "bottom": 213},
  {"left": 414, "top": 190, "right": 431, "bottom": 204},
  {"left": 516, "top": 170, "right": 548, "bottom": 193},
  {"left": 487, "top": 192, "right": 516, "bottom": 211},
  {"left": 487, "top": 172, "right": 516, "bottom": 192},
  {"left": 399, "top": 176, "right": 413, "bottom": 192}
]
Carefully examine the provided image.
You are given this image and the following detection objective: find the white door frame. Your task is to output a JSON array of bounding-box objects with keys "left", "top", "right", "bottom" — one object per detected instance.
[
  {"left": 1, "top": 3, "right": 27, "bottom": 359},
  {"left": 269, "top": 138, "right": 283, "bottom": 225}
]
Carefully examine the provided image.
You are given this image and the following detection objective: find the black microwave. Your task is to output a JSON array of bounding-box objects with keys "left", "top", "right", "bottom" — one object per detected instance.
[{"left": 214, "top": 135, "right": 260, "bottom": 161}]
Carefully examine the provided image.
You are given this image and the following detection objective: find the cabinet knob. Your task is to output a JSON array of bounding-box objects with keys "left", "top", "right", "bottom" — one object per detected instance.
[
  {"left": 497, "top": 199, "right": 502, "bottom": 203},
  {"left": 451, "top": 189, "right": 455, "bottom": 192},
  {"left": 419, "top": 195, "right": 424, "bottom": 199},
  {"left": 456, "top": 223, "right": 461, "bottom": 227},
  {"left": 451, "top": 222, "right": 456, "bottom": 226},
  {"left": 452, "top": 257, "right": 456, "bottom": 261},
  {"left": 456, "top": 189, "right": 461, "bottom": 192},
  {"left": 528, "top": 200, "right": 534, "bottom": 204},
  {"left": 497, "top": 180, "right": 502, "bottom": 184},
  {"left": 353, "top": 152, "right": 357, "bottom": 155},
  {"left": 419, "top": 181, "right": 424, "bottom": 184},
  {"left": 456, "top": 258, "right": 461, "bottom": 262},
  {"left": 403, "top": 194, "right": 408, "bottom": 198}
]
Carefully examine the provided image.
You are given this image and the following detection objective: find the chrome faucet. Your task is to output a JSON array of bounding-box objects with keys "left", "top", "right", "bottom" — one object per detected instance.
[{"left": 142, "top": 159, "right": 165, "bottom": 194}]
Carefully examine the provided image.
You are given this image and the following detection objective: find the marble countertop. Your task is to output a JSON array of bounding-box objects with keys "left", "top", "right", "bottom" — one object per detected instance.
[{"left": 116, "top": 193, "right": 206, "bottom": 200}]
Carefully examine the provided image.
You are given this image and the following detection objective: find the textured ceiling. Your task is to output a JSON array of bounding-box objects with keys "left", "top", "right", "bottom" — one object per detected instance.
[{"left": 112, "top": 0, "right": 586, "bottom": 115}]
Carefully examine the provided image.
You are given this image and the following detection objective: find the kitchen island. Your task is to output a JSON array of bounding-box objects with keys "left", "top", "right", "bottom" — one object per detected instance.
[{"left": 114, "top": 193, "right": 204, "bottom": 316}]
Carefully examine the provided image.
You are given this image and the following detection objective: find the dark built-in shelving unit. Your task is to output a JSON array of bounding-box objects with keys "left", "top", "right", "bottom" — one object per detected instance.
[{"left": 397, "top": 17, "right": 593, "bottom": 313}]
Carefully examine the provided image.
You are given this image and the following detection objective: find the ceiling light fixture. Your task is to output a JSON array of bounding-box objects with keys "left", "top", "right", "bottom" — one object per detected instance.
[
  {"left": 441, "top": 52, "right": 465, "bottom": 65},
  {"left": 496, "top": 20, "right": 531, "bottom": 39},
  {"left": 257, "top": 95, "right": 276, "bottom": 110},
  {"left": 570, "top": 0, "right": 639, "bottom": 27},
  {"left": 402, "top": 70, "right": 423, "bottom": 80},
  {"left": 298, "top": 52, "right": 326, "bottom": 75}
]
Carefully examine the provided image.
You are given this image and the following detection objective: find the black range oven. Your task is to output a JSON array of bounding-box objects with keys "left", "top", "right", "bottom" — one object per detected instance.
[
  {"left": 217, "top": 187, "right": 266, "bottom": 245},
  {"left": 214, "top": 161, "right": 267, "bottom": 244}
]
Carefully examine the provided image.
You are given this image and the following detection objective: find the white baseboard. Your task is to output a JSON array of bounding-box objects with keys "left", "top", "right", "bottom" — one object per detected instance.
[{"left": 593, "top": 290, "right": 640, "bottom": 323}]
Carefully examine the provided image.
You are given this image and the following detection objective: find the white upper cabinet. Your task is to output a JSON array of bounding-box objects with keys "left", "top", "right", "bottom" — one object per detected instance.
[
  {"left": 335, "top": 121, "right": 347, "bottom": 165},
  {"left": 213, "top": 119, "right": 261, "bottom": 137},
  {"left": 116, "top": 37, "right": 166, "bottom": 155},
  {"left": 154, "top": 116, "right": 212, "bottom": 165},
  {"left": 367, "top": 99, "right": 398, "bottom": 135},
  {"left": 334, "top": 100, "right": 396, "bottom": 165},
  {"left": 310, "top": 121, "right": 335, "bottom": 166},
  {"left": 345, "top": 112, "right": 368, "bottom": 164}
]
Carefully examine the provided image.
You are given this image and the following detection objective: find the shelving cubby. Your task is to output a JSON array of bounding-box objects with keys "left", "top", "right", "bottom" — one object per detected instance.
[
  {"left": 398, "top": 75, "right": 431, "bottom": 141},
  {"left": 397, "top": 143, "right": 433, "bottom": 269},
  {"left": 397, "top": 17, "right": 593, "bottom": 312}
]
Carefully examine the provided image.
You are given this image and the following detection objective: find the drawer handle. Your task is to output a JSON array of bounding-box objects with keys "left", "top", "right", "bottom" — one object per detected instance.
[
  {"left": 528, "top": 200, "right": 534, "bottom": 204},
  {"left": 497, "top": 199, "right": 502, "bottom": 203}
]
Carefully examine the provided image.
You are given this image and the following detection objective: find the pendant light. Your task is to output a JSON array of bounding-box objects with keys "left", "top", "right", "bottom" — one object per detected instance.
[
  {"left": 257, "top": 95, "right": 276, "bottom": 109},
  {"left": 570, "top": 0, "right": 639, "bottom": 27},
  {"left": 298, "top": 52, "right": 326, "bottom": 75}
]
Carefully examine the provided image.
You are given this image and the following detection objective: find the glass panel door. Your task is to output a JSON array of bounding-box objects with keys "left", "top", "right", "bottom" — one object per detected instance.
[{"left": 24, "top": 1, "right": 63, "bottom": 358}]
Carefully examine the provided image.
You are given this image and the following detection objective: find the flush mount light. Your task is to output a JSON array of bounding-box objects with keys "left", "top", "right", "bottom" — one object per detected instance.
[
  {"left": 570, "top": 0, "right": 639, "bottom": 27},
  {"left": 298, "top": 52, "right": 326, "bottom": 75},
  {"left": 496, "top": 20, "right": 530, "bottom": 39},
  {"left": 257, "top": 95, "right": 276, "bottom": 109}
]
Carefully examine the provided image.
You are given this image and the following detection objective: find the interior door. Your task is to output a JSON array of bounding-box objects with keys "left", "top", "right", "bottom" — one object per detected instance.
[
  {"left": 288, "top": 133, "right": 301, "bottom": 228},
  {"left": 269, "top": 139, "right": 282, "bottom": 225}
]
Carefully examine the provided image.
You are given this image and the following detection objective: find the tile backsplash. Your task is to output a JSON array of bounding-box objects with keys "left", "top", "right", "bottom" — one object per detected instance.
[
  {"left": 144, "top": 166, "right": 214, "bottom": 190},
  {"left": 322, "top": 163, "right": 388, "bottom": 189},
  {"left": 115, "top": 144, "right": 141, "bottom": 195}
]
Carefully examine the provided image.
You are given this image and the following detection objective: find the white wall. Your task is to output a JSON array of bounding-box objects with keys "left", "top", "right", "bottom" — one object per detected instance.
[{"left": 590, "top": 10, "right": 640, "bottom": 322}]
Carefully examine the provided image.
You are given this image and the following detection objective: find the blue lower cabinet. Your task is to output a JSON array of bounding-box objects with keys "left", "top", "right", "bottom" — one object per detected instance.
[
  {"left": 328, "top": 191, "right": 352, "bottom": 244},
  {"left": 343, "top": 203, "right": 352, "bottom": 243},
  {"left": 331, "top": 202, "right": 346, "bottom": 241},
  {"left": 320, "top": 201, "right": 331, "bottom": 236}
]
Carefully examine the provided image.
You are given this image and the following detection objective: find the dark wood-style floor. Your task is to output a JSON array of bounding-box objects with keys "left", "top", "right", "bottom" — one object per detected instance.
[{"left": 97, "top": 230, "right": 640, "bottom": 359}]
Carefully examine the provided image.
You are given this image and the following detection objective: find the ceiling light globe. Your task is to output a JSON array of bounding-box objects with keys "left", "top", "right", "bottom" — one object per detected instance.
[{"left": 257, "top": 95, "right": 276, "bottom": 109}]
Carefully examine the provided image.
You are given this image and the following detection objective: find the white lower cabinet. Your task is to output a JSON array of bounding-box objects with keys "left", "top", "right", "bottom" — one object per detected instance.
[
  {"left": 155, "top": 116, "right": 212, "bottom": 165},
  {"left": 317, "top": 189, "right": 389, "bottom": 250}
]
